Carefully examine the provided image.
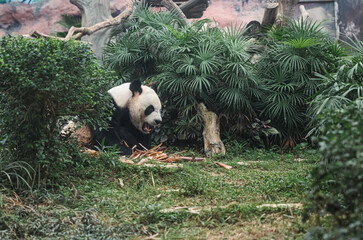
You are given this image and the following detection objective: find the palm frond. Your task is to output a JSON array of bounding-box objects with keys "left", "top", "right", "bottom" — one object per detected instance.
[
  {"left": 188, "top": 75, "right": 215, "bottom": 94},
  {"left": 216, "top": 88, "right": 253, "bottom": 112},
  {"left": 173, "top": 94, "right": 197, "bottom": 108},
  {"left": 225, "top": 38, "right": 252, "bottom": 62},
  {"left": 223, "top": 23, "right": 248, "bottom": 40},
  {"left": 345, "top": 35, "right": 363, "bottom": 55},
  {"left": 284, "top": 37, "right": 320, "bottom": 49},
  {"left": 195, "top": 42, "right": 222, "bottom": 75},
  {"left": 175, "top": 55, "right": 198, "bottom": 76},
  {"left": 175, "top": 114, "right": 202, "bottom": 139},
  {"left": 158, "top": 73, "right": 187, "bottom": 94}
]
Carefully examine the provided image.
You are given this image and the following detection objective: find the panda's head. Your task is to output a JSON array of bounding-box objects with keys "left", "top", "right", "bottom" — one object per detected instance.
[{"left": 108, "top": 80, "right": 162, "bottom": 134}]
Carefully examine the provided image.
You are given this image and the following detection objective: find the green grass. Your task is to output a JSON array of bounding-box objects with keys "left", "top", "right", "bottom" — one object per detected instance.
[{"left": 0, "top": 145, "right": 320, "bottom": 239}]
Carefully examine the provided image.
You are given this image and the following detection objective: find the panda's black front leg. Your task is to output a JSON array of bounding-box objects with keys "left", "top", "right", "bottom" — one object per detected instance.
[
  {"left": 137, "top": 133, "right": 152, "bottom": 150},
  {"left": 114, "top": 126, "right": 152, "bottom": 151},
  {"left": 113, "top": 126, "right": 136, "bottom": 146},
  {"left": 90, "top": 126, "right": 132, "bottom": 155}
]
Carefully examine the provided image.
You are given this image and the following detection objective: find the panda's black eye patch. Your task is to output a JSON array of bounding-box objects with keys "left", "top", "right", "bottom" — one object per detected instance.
[{"left": 144, "top": 105, "right": 155, "bottom": 116}]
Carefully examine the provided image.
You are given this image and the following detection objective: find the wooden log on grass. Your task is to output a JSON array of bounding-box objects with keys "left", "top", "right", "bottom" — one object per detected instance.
[{"left": 197, "top": 103, "right": 226, "bottom": 157}]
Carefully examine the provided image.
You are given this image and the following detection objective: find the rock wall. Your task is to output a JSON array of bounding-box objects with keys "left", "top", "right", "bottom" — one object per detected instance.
[
  {"left": 0, "top": 0, "right": 362, "bottom": 41},
  {"left": 0, "top": 0, "right": 77, "bottom": 36},
  {"left": 201, "top": 0, "right": 265, "bottom": 27},
  {"left": 0, "top": 0, "right": 125, "bottom": 37}
]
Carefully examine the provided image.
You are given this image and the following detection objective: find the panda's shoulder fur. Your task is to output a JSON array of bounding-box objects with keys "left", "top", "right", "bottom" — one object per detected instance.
[
  {"left": 108, "top": 82, "right": 132, "bottom": 109},
  {"left": 108, "top": 81, "right": 158, "bottom": 109}
]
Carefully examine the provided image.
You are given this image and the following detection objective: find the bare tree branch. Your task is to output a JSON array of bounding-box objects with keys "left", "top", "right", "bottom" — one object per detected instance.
[
  {"left": 65, "top": 0, "right": 134, "bottom": 40},
  {"left": 65, "top": 0, "right": 190, "bottom": 41},
  {"left": 161, "top": 0, "right": 188, "bottom": 25}
]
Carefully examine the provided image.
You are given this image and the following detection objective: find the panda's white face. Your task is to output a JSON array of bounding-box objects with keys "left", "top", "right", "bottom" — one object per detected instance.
[
  {"left": 109, "top": 82, "right": 162, "bottom": 134},
  {"left": 129, "top": 86, "right": 162, "bottom": 134}
]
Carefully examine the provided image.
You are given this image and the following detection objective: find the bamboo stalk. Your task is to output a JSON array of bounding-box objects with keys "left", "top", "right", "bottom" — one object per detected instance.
[{"left": 179, "top": 156, "right": 205, "bottom": 162}]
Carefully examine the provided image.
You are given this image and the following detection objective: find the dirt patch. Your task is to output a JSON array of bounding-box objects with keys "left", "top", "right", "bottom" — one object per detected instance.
[
  {"left": 203, "top": 213, "right": 301, "bottom": 240},
  {"left": 236, "top": 161, "right": 265, "bottom": 165},
  {"left": 207, "top": 172, "right": 226, "bottom": 177},
  {"left": 225, "top": 179, "right": 245, "bottom": 186}
]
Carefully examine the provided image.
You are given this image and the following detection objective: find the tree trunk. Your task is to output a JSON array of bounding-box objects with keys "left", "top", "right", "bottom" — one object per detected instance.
[
  {"left": 278, "top": 0, "right": 299, "bottom": 23},
  {"left": 70, "top": 0, "right": 113, "bottom": 62},
  {"left": 260, "top": 0, "right": 300, "bottom": 28},
  {"left": 261, "top": 0, "right": 279, "bottom": 28},
  {"left": 197, "top": 103, "right": 226, "bottom": 157}
]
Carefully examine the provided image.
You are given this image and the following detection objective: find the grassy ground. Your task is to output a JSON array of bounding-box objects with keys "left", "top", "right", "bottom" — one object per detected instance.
[{"left": 0, "top": 145, "right": 320, "bottom": 239}]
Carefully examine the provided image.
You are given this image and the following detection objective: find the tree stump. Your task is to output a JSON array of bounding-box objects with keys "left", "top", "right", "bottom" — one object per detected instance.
[
  {"left": 197, "top": 103, "right": 226, "bottom": 157},
  {"left": 261, "top": 0, "right": 279, "bottom": 28}
]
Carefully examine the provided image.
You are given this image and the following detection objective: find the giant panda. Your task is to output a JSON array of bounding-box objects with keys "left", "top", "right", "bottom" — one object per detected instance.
[{"left": 90, "top": 80, "right": 162, "bottom": 155}]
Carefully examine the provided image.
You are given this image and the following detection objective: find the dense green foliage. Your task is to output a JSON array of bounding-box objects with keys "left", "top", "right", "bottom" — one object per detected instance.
[
  {"left": 308, "top": 36, "right": 363, "bottom": 135},
  {"left": 104, "top": 8, "right": 357, "bottom": 148},
  {"left": 0, "top": 35, "right": 114, "bottom": 186},
  {"left": 255, "top": 20, "right": 343, "bottom": 147},
  {"left": 303, "top": 36, "right": 363, "bottom": 240},
  {"left": 103, "top": 7, "right": 178, "bottom": 84},
  {"left": 304, "top": 99, "right": 363, "bottom": 240}
]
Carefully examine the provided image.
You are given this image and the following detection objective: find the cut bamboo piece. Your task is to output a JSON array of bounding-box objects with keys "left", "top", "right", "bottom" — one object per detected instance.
[
  {"left": 216, "top": 162, "right": 232, "bottom": 170},
  {"left": 119, "top": 157, "right": 134, "bottom": 165},
  {"left": 179, "top": 156, "right": 205, "bottom": 162}
]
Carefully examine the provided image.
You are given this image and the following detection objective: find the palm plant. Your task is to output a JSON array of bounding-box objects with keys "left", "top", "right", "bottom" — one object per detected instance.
[
  {"left": 307, "top": 35, "right": 363, "bottom": 136},
  {"left": 154, "top": 21, "right": 262, "bottom": 140},
  {"left": 103, "top": 6, "right": 179, "bottom": 84},
  {"left": 255, "top": 19, "right": 341, "bottom": 147}
]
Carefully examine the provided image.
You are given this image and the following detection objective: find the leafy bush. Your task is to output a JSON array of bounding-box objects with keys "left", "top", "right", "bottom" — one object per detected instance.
[
  {"left": 304, "top": 35, "right": 363, "bottom": 239},
  {"left": 304, "top": 99, "right": 363, "bottom": 240},
  {"left": 255, "top": 19, "right": 343, "bottom": 147},
  {"left": 0, "top": 35, "right": 114, "bottom": 186},
  {"left": 307, "top": 35, "right": 363, "bottom": 136}
]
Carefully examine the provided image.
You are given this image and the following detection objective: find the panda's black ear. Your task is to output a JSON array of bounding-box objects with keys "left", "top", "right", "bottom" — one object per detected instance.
[
  {"left": 129, "top": 80, "right": 142, "bottom": 96},
  {"left": 150, "top": 83, "right": 158, "bottom": 93}
]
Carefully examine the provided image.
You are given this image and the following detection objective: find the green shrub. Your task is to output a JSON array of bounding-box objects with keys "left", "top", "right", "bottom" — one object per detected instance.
[
  {"left": 0, "top": 35, "right": 114, "bottom": 186},
  {"left": 304, "top": 99, "right": 363, "bottom": 239},
  {"left": 307, "top": 35, "right": 363, "bottom": 137},
  {"left": 255, "top": 19, "right": 343, "bottom": 147}
]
